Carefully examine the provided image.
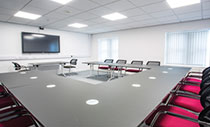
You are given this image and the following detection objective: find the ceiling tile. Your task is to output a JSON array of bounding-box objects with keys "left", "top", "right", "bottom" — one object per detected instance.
[
  {"left": 72, "top": 12, "right": 98, "bottom": 20},
  {"left": 88, "top": 7, "right": 113, "bottom": 16},
  {"left": 0, "top": 7, "right": 16, "bottom": 15},
  {"left": 28, "top": 16, "right": 61, "bottom": 27},
  {"left": 8, "top": 16, "right": 31, "bottom": 24},
  {"left": 202, "top": 0, "right": 210, "bottom": 2},
  {"left": 129, "top": 0, "right": 164, "bottom": 7},
  {"left": 45, "top": 18, "right": 83, "bottom": 28},
  {"left": 90, "top": 0, "right": 119, "bottom": 5},
  {"left": 0, "top": 0, "right": 31, "bottom": 10},
  {"left": 130, "top": 15, "right": 153, "bottom": 21},
  {"left": 202, "top": 1, "right": 210, "bottom": 10},
  {"left": 21, "top": 5, "right": 49, "bottom": 15},
  {"left": 156, "top": 15, "right": 178, "bottom": 22},
  {"left": 120, "top": 8, "right": 146, "bottom": 17},
  {"left": 203, "top": 9, "right": 210, "bottom": 19},
  {"left": 88, "top": 17, "right": 108, "bottom": 24},
  {"left": 141, "top": 1, "right": 171, "bottom": 13},
  {"left": 158, "top": 19, "right": 179, "bottom": 24},
  {"left": 27, "top": 0, "right": 62, "bottom": 12},
  {"left": 103, "top": 18, "right": 134, "bottom": 26},
  {"left": 177, "top": 11, "right": 201, "bottom": 19},
  {"left": 54, "top": 6, "right": 81, "bottom": 17},
  {"left": 150, "top": 10, "right": 174, "bottom": 18},
  {"left": 68, "top": 0, "right": 100, "bottom": 11},
  {"left": 173, "top": 4, "right": 201, "bottom": 14},
  {"left": 105, "top": 0, "right": 135, "bottom": 12},
  {"left": 138, "top": 19, "right": 159, "bottom": 25},
  {"left": 180, "top": 16, "right": 202, "bottom": 22},
  {"left": 0, "top": 14, "right": 11, "bottom": 21}
]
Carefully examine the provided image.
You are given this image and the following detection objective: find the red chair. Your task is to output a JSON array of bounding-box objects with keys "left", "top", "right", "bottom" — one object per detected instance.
[
  {"left": 175, "top": 76, "right": 210, "bottom": 96},
  {"left": 168, "top": 93, "right": 203, "bottom": 113},
  {"left": 125, "top": 60, "right": 143, "bottom": 73},
  {"left": 0, "top": 114, "right": 39, "bottom": 127},
  {"left": 164, "top": 84, "right": 210, "bottom": 116},
  {"left": 183, "top": 67, "right": 210, "bottom": 84},
  {"left": 140, "top": 103, "right": 210, "bottom": 127},
  {"left": 0, "top": 95, "right": 17, "bottom": 109}
]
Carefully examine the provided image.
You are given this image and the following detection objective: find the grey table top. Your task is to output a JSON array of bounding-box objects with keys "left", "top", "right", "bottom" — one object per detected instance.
[{"left": 0, "top": 66, "right": 191, "bottom": 127}]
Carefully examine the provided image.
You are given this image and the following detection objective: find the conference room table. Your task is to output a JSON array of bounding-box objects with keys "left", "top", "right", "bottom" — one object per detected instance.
[{"left": 0, "top": 65, "right": 191, "bottom": 127}]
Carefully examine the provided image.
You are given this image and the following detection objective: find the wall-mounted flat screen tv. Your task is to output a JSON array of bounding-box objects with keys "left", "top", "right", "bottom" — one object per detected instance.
[{"left": 22, "top": 32, "right": 60, "bottom": 53}]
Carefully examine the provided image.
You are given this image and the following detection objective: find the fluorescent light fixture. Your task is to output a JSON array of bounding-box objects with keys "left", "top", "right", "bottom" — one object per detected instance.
[
  {"left": 132, "top": 84, "right": 141, "bottom": 88},
  {"left": 102, "top": 12, "right": 127, "bottom": 21},
  {"left": 68, "top": 23, "right": 88, "bottom": 28},
  {"left": 32, "top": 34, "right": 45, "bottom": 38},
  {"left": 51, "top": 0, "right": 73, "bottom": 5},
  {"left": 86, "top": 99, "right": 99, "bottom": 105},
  {"left": 14, "top": 11, "right": 41, "bottom": 20},
  {"left": 46, "top": 84, "right": 56, "bottom": 88},
  {"left": 30, "top": 76, "right": 38, "bottom": 80},
  {"left": 149, "top": 77, "right": 157, "bottom": 80},
  {"left": 167, "top": 0, "right": 200, "bottom": 8}
]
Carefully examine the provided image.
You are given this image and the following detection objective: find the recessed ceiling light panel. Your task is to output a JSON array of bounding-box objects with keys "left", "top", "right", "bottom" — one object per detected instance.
[
  {"left": 167, "top": 0, "right": 200, "bottom": 8},
  {"left": 102, "top": 12, "right": 127, "bottom": 21},
  {"left": 14, "top": 11, "right": 41, "bottom": 20},
  {"left": 68, "top": 23, "right": 88, "bottom": 28},
  {"left": 51, "top": 0, "right": 73, "bottom": 5}
]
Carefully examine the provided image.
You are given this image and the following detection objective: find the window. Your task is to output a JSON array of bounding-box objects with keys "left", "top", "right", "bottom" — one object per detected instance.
[
  {"left": 165, "top": 30, "right": 210, "bottom": 66},
  {"left": 98, "top": 38, "right": 118, "bottom": 61}
]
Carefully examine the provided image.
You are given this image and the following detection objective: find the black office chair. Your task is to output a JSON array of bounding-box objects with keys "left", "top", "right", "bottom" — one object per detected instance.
[
  {"left": 146, "top": 61, "right": 160, "bottom": 66},
  {"left": 63, "top": 59, "right": 77, "bottom": 76},
  {"left": 98, "top": 59, "right": 114, "bottom": 76},
  {"left": 12, "top": 62, "right": 30, "bottom": 71},
  {"left": 126, "top": 60, "right": 143, "bottom": 73},
  {"left": 98, "top": 59, "right": 114, "bottom": 70},
  {"left": 113, "top": 59, "right": 127, "bottom": 70}
]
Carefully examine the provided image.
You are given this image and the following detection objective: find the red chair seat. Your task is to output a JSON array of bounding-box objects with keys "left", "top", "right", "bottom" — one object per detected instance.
[
  {"left": 0, "top": 115, "right": 35, "bottom": 127},
  {"left": 185, "top": 77, "right": 202, "bottom": 83},
  {"left": 170, "top": 96, "right": 203, "bottom": 113},
  {"left": 155, "top": 106, "right": 199, "bottom": 127},
  {"left": 179, "top": 85, "right": 200, "bottom": 95},
  {"left": 0, "top": 86, "right": 6, "bottom": 94},
  {"left": 0, "top": 96, "right": 16, "bottom": 109},
  {"left": 98, "top": 66, "right": 109, "bottom": 70},
  {"left": 113, "top": 67, "right": 125, "bottom": 71},
  {"left": 126, "top": 69, "right": 141, "bottom": 72}
]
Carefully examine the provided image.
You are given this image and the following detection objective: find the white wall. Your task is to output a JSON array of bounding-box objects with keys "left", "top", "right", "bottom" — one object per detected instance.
[
  {"left": 0, "top": 22, "right": 91, "bottom": 73},
  {"left": 91, "top": 19, "right": 210, "bottom": 67}
]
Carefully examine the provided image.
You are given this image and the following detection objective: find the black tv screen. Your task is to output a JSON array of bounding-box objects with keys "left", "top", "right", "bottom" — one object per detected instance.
[{"left": 22, "top": 32, "right": 60, "bottom": 53}]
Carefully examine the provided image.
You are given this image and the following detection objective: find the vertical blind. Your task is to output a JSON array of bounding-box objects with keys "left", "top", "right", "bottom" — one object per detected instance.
[
  {"left": 98, "top": 38, "right": 118, "bottom": 61},
  {"left": 165, "top": 30, "right": 209, "bottom": 66}
]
